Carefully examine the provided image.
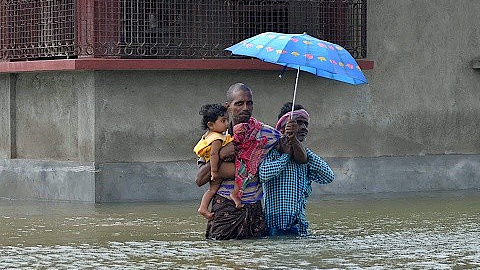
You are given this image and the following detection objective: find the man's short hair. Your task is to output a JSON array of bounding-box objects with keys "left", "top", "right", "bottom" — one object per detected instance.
[
  {"left": 278, "top": 102, "right": 305, "bottom": 119},
  {"left": 226, "top": 83, "right": 252, "bottom": 102}
]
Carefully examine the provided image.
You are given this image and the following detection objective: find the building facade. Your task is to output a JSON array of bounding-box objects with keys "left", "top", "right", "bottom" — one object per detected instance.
[{"left": 0, "top": 0, "right": 479, "bottom": 202}]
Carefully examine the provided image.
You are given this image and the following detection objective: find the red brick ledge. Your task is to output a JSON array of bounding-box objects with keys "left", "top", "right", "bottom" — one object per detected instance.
[{"left": 0, "top": 58, "right": 374, "bottom": 73}]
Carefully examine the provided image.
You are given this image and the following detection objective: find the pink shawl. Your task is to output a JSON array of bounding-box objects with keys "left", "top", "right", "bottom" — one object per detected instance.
[{"left": 233, "top": 117, "right": 281, "bottom": 192}]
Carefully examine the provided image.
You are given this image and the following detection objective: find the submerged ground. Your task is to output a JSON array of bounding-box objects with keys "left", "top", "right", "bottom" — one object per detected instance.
[{"left": 0, "top": 190, "right": 479, "bottom": 269}]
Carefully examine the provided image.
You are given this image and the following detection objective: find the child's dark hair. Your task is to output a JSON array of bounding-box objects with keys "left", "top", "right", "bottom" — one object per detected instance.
[
  {"left": 199, "top": 104, "right": 228, "bottom": 130},
  {"left": 278, "top": 102, "right": 305, "bottom": 119}
]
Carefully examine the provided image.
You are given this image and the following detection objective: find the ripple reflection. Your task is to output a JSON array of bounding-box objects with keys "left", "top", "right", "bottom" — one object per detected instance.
[{"left": 0, "top": 191, "right": 479, "bottom": 269}]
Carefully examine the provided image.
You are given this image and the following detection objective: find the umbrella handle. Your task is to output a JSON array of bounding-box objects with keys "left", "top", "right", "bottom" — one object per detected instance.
[{"left": 290, "top": 66, "right": 300, "bottom": 118}]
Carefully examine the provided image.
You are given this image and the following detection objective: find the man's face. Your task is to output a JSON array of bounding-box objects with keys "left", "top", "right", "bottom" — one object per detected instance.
[
  {"left": 295, "top": 116, "right": 309, "bottom": 142},
  {"left": 226, "top": 90, "right": 253, "bottom": 125}
]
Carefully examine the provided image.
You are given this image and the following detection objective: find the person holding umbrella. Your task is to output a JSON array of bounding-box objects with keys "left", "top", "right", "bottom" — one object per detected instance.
[{"left": 259, "top": 102, "right": 335, "bottom": 236}]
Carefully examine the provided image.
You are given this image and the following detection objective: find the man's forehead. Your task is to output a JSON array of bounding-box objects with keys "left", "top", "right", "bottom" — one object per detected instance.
[
  {"left": 295, "top": 115, "right": 309, "bottom": 123},
  {"left": 232, "top": 90, "right": 252, "bottom": 101}
]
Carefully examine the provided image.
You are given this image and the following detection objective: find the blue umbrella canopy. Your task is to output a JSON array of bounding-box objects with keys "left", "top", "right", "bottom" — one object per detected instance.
[{"left": 225, "top": 32, "right": 367, "bottom": 85}]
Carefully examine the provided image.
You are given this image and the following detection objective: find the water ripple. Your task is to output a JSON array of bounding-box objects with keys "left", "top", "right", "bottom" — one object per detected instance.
[{"left": 0, "top": 191, "right": 479, "bottom": 269}]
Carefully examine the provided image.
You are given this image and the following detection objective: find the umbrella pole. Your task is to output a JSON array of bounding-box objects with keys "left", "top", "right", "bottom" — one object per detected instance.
[{"left": 291, "top": 66, "right": 300, "bottom": 117}]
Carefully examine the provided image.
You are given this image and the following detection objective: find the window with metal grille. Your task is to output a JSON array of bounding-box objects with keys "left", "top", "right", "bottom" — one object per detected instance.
[
  {"left": 0, "top": 0, "right": 76, "bottom": 61},
  {"left": 0, "top": 0, "right": 367, "bottom": 61}
]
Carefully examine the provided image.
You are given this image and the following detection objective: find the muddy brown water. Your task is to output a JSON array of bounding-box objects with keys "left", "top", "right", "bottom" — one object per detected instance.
[{"left": 1, "top": 190, "right": 479, "bottom": 269}]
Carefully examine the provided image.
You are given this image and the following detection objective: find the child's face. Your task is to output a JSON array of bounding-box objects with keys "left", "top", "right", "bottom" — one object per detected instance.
[{"left": 209, "top": 114, "right": 229, "bottom": 133}]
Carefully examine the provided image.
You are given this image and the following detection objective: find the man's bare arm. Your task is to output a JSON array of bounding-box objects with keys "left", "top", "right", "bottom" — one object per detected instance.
[
  {"left": 290, "top": 136, "right": 308, "bottom": 163},
  {"left": 284, "top": 119, "right": 308, "bottom": 163},
  {"left": 195, "top": 162, "right": 211, "bottom": 187},
  {"left": 195, "top": 143, "right": 236, "bottom": 187}
]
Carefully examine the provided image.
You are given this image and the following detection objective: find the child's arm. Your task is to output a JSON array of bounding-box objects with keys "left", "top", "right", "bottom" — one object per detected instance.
[{"left": 209, "top": 139, "right": 223, "bottom": 181}]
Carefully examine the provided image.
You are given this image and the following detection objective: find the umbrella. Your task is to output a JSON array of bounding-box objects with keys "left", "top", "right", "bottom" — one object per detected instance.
[{"left": 225, "top": 32, "right": 367, "bottom": 113}]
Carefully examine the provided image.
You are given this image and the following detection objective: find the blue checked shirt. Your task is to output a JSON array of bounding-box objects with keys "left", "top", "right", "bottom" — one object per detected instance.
[{"left": 259, "top": 148, "right": 334, "bottom": 236}]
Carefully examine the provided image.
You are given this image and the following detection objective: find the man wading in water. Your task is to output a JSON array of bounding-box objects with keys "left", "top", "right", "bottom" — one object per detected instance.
[
  {"left": 195, "top": 83, "right": 302, "bottom": 240},
  {"left": 196, "top": 83, "right": 265, "bottom": 240}
]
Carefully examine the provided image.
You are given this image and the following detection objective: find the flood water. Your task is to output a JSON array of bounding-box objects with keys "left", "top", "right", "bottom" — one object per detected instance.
[{"left": 0, "top": 190, "right": 479, "bottom": 269}]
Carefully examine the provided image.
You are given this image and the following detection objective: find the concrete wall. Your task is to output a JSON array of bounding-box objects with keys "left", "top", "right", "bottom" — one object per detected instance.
[
  {"left": 95, "top": 161, "right": 200, "bottom": 202},
  {"left": 363, "top": 0, "right": 480, "bottom": 157},
  {"left": 15, "top": 73, "right": 78, "bottom": 160},
  {"left": 0, "top": 159, "right": 95, "bottom": 202},
  {"left": 0, "top": 0, "right": 479, "bottom": 202},
  {"left": 86, "top": 0, "right": 480, "bottom": 161},
  {"left": 316, "top": 154, "right": 480, "bottom": 196},
  {"left": 0, "top": 74, "right": 12, "bottom": 159},
  {"left": 12, "top": 72, "right": 96, "bottom": 162},
  {"left": 93, "top": 70, "right": 344, "bottom": 163}
]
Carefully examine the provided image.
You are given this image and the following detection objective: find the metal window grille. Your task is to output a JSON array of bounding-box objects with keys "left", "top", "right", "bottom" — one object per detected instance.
[
  {"left": 0, "top": 0, "right": 76, "bottom": 60},
  {"left": 0, "top": 0, "right": 367, "bottom": 61}
]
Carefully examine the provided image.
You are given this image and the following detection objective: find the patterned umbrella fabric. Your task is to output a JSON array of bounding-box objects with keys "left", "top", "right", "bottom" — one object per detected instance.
[{"left": 225, "top": 32, "right": 367, "bottom": 85}]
